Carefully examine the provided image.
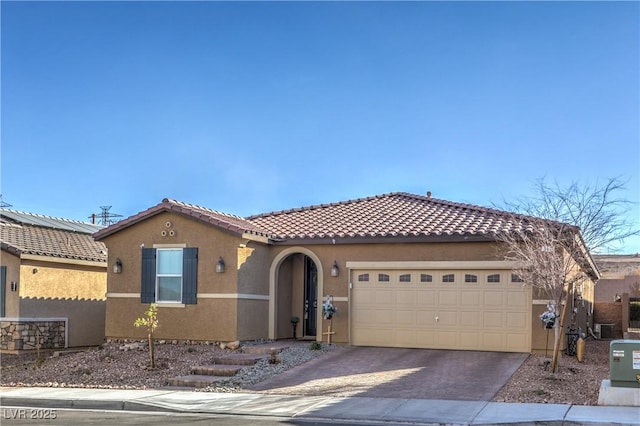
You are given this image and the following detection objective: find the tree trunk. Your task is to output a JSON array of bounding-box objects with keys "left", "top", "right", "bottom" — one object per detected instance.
[
  {"left": 148, "top": 332, "right": 155, "bottom": 369},
  {"left": 551, "top": 285, "right": 570, "bottom": 374}
]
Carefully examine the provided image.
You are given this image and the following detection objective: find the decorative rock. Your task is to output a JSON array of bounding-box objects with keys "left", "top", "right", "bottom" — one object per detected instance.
[{"left": 227, "top": 341, "right": 241, "bottom": 350}]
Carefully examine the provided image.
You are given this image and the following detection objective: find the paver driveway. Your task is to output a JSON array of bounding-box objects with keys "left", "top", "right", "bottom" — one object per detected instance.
[{"left": 248, "top": 346, "right": 528, "bottom": 401}]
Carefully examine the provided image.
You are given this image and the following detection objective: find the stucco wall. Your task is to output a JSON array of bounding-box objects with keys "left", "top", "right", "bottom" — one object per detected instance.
[
  {"left": 1, "top": 250, "right": 21, "bottom": 318},
  {"left": 102, "top": 211, "right": 256, "bottom": 342}
]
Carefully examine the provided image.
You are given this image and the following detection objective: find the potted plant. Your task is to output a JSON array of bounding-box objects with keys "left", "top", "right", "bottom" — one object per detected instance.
[{"left": 291, "top": 316, "right": 300, "bottom": 340}]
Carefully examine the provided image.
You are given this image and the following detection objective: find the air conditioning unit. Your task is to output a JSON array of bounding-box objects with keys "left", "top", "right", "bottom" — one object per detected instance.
[
  {"left": 595, "top": 323, "right": 601, "bottom": 338},
  {"left": 601, "top": 324, "right": 615, "bottom": 339}
]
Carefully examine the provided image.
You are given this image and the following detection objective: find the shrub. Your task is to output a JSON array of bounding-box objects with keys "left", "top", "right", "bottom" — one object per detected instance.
[{"left": 309, "top": 341, "right": 322, "bottom": 350}]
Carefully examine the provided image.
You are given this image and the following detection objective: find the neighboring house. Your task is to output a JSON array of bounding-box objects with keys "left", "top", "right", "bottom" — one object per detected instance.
[
  {"left": 0, "top": 209, "right": 107, "bottom": 351},
  {"left": 94, "top": 192, "right": 599, "bottom": 354},
  {"left": 593, "top": 254, "right": 640, "bottom": 339}
]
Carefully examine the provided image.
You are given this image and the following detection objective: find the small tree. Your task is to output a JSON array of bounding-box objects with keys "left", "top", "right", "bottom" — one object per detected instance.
[
  {"left": 499, "top": 218, "right": 587, "bottom": 373},
  {"left": 134, "top": 303, "right": 159, "bottom": 369},
  {"left": 498, "top": 177, "right": 639, "bottom": 374}
]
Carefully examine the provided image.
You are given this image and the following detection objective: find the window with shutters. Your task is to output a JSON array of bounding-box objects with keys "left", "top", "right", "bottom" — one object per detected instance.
[{"left": 141, "top": 247, "right": 198, "bottom": 304}]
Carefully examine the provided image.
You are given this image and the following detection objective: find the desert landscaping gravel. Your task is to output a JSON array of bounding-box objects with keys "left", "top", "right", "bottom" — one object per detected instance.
[{"left": 0, "top": 338, "right": 611, "bottom": 405}]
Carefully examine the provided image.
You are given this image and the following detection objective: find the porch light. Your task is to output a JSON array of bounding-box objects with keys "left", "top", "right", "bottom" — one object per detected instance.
[
  {"left": 113, "top": 258, "right": 123, "bottom": 274},
  {"left": 10, "top": 281, "right": 17, "bottom": 292},
  {"left": 330, "top": 261, "right": 339, "bottom": 277},
  {"left": 216, "top": 257, "right": 225, "bottom": 273}
]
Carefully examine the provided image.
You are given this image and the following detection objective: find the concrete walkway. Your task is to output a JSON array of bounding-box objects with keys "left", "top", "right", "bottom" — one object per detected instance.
[{"left": 1, "top": 386, "right": 638, "bottom": 425}]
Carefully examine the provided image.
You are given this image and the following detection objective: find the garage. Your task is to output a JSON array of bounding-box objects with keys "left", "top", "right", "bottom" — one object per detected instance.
[{"left": 349, "top": 262, "right": 532, "bottom": 352}]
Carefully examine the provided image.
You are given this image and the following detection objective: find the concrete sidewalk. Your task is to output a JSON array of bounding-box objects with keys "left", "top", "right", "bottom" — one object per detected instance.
[{"left": 1, "top": 387, "right": 638, "bottom": 425}]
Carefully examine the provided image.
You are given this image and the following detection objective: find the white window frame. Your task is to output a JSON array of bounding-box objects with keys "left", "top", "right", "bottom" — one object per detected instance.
[{"left": 156, "top": 248, "right": 183, "bottom": 303}]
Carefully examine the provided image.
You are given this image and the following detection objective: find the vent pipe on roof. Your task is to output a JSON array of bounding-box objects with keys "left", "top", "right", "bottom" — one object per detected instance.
[{"left": 426, "top": 191, "right": 432, "bottom": 198}]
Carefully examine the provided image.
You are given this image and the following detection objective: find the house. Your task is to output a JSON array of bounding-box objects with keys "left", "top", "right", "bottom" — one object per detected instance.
[
  {"left": 593, "top": 254, "right": 640, "bottom": 338},
  {"left": 93, "top": 192, "right": 599, "bottom": 353},
  {"left": 0, "top": 209, "right": 107, "bottom": 351}
]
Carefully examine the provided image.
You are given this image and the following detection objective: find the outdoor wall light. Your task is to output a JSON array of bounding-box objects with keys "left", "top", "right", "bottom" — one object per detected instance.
[
  {"left": 10, "top": 281, "right": 17, "bottom": 292},
  {"left": 113, "top": 258, "right": 123, "bottom": 274},
  {"left": 330, "top": 261, "right": 339, "bottom": 277},
  {"left": 216, "top": 257, "right": 225, "bottom": 273}
]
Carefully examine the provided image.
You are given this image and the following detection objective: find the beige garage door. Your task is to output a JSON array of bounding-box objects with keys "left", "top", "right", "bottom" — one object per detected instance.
[{"left": 351, "top": 269, "right": 531, "bottom": 352}]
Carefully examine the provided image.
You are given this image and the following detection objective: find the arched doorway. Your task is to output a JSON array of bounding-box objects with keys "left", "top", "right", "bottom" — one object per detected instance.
[{"left": 269, "top": 248, "right": 323, "bottom": 340}]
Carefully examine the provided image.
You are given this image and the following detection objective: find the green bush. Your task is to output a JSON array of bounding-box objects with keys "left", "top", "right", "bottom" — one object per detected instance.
[{"left": 309, "top": 341, "right": 322, "bottom": 350}]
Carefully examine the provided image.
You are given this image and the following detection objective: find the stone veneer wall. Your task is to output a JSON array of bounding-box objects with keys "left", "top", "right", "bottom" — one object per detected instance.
[{"left": 0, "top": 320, "right": 66, "bottom": 351}]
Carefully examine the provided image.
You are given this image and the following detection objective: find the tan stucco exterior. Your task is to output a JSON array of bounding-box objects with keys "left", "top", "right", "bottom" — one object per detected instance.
[
  {"left": 99, "top": 208, "right": 598, "bottom": 354},
  {"left": 1, "top": 249, "right": 107, "bottom": 348}
]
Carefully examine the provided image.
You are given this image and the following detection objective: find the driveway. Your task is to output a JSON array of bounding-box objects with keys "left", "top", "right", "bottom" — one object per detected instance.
[{"left": 248, "top": 346, "right": 528, "bottom": 401}]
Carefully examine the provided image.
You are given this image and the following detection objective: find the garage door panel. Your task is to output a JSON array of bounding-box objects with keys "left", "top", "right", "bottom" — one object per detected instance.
[
  {"left": 483, "top": 312, "right": 504, "bottom": 327},
  {"left": 437, "top": 310, "right": 458, "bottom": 326},
  {"left": 416, "top": 310, "right": 437, "bottom": 325},
  {"left": 438, "top": 291, "right": 458, "bottom": 305},
  {"left": 395, "top": 290, "right": 417, "bottom": 306},
  {"left": 507, "top": 292, "right": 528, "bottom": 308},
  {"left": 461, "top": 291, "right": 481, "bottom": 306},
  {"left": 506, "top": 312, "right": 528, "bottom": 328},
  {"left": 484, "top": 291, "right": 504, "bottom": 306},
  {"left": 351, "top": 269, "right": 531, "bottom": 352},
  {"left": 417, "top": 290, "right": 437, "bottom": 305},
  {"left": 460, "top": 311, "right": 480, "bottom": 327},
  {"left": 395, "top": 310, "right": 416, "bottom": 325}
]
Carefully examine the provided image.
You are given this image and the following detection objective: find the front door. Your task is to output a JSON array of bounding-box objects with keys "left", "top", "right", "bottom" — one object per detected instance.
[{"left": 303, "top": 256, "right": 318, "bottom": 336}]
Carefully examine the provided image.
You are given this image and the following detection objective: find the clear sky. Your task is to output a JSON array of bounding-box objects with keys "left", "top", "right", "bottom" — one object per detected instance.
[{"left": 1, "top": 1, "right": 639, "bottom": 253}]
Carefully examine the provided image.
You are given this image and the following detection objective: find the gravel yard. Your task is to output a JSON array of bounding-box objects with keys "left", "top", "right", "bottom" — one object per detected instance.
[{"left": 0, "top": 338, "right": 611, "bottom": 405}]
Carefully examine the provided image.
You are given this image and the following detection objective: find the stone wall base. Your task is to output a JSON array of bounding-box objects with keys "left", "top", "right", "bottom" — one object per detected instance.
[{"left": 0, "top": 319, "right": 66, "bottom": 351}]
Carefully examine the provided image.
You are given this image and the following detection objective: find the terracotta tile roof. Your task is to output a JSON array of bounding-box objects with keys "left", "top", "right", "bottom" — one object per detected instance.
[
  {"left": 246, "top": 192, "right": 540, "bottom": 241},
  {"left": 1, "top": 210, "right": 107, "bottom": 263},
  {"left": 93, "top": 198, "right": 271, "bottom": 241}
]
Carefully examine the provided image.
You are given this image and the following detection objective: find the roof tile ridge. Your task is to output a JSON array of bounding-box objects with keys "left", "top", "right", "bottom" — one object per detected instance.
[
  {"left": 163, "top": 198, "right": 248, "bottom": 222},
  {"left": 246, "top": 192, "right": 400, "bottom": 220}
]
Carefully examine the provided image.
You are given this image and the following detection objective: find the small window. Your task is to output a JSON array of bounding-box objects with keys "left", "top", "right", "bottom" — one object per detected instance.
[
  {"left": 378, "top": 273, "right": 390, "bottom": 282},
  {"left": 358, "top": 273, "right": 370, "bottom": 282},
  {"left": 420, "top": 274, "right": 433, "bottom": 282},
  {"left": 399, "top": 274, "right": 411, "bottom": 282},
  {"left": 442, "top": 274, "right": 455, "bottom": 283},
  {"left": 464, "top": 274, "right": 478, "bottom": 283},
  {"left": 511, "top": 273, "right": 524, "bottom": 283},
  {"left": 487, "top": 274, "right": 501, "bottom": 283}
]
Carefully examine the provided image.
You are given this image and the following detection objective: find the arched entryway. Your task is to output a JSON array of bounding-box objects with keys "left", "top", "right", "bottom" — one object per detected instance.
[{"left": 269, "top": 248, "right": 324, "bottom": 340}]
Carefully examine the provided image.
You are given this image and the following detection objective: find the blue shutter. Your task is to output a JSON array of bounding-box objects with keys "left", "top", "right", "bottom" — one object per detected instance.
[
  {"left": 141, "top": 248, "right": 156, "bottom": 303},
  {"left": 0, "top": 266, "right": 6, "bottom": 317},
  {"left": 182, "top": 247, "right": 198, "bottom": 304}
]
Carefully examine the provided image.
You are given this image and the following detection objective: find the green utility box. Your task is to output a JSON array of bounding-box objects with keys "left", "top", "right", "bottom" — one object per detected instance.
[{"left": 610, "top": 339, "right": 640, "bottom": 388}]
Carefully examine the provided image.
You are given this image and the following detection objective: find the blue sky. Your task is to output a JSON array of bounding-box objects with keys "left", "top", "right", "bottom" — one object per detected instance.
[{"left": 2, "top": 1, "right": 639, "bottom": 253}]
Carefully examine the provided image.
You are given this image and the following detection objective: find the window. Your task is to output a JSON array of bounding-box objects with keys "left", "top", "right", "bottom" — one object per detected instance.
[
  {"left": 511, "top": 273, "right": 524, "bottom": 283},
  {"left": 442, "top": 274, "right": 455, "bottom": 283},
  {"left": 399, "top": 274, "right": 411, "bottom": 282},
  {"left": 141, "top": 247, "right": 198, "bottom": 304},
  {"left": 358, "top": 273, "right": 369, "bottom": 282},
  {"left": 420, "top": 273, "right": 433, "bottom": 283},
  {"left": 157, "top": 249, "right": 183, "bottom": 302},
  {"left": 465, "top": 274, "right": 478, "bottom": 283},
  {"left": 487, "top": 274, "right": 501, "bottom": 283},
  {"left": 378, "top": 273, "right": 390, "bottom": 282}
]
